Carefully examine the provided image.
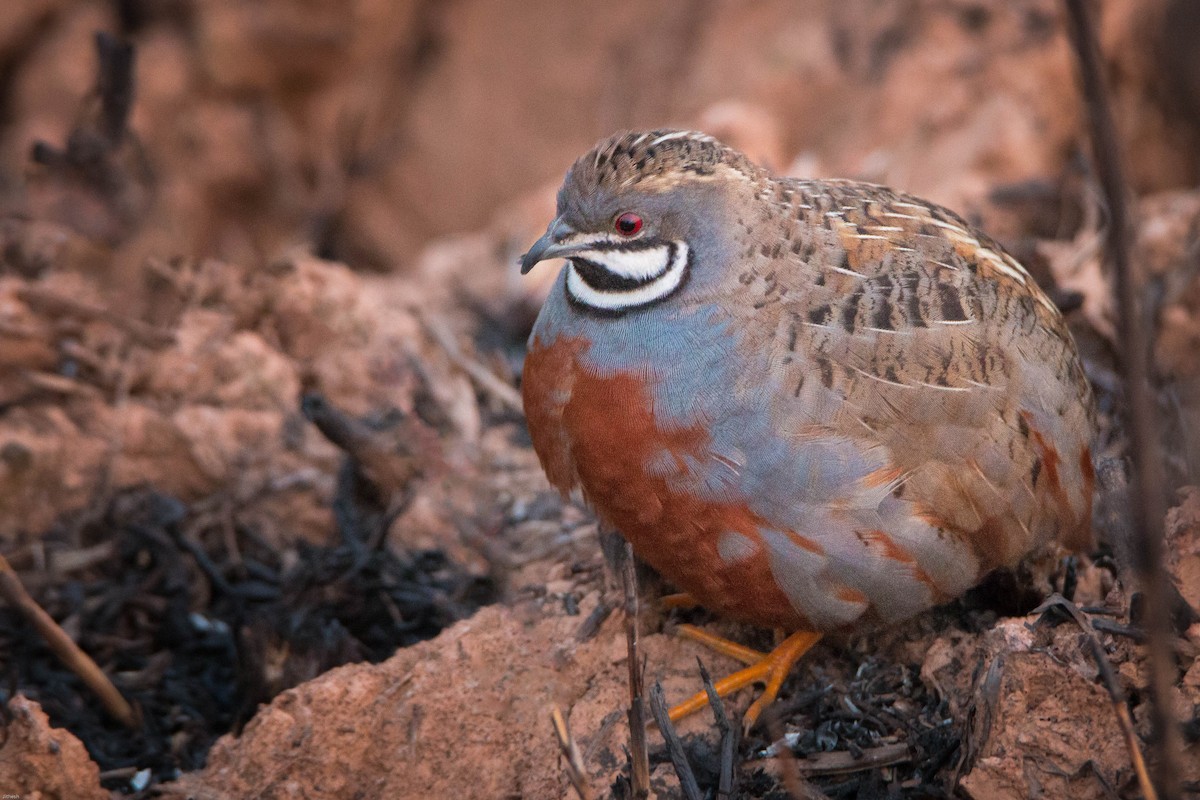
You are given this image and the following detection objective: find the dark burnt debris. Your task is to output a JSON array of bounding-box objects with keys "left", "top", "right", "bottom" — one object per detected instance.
[
  {"left": 772, "top": 656, "right": 960, "bottom": 798},
  {"left": 638, "top": 650, "right": 960, "bottom": 800},
  {"left": 0, "top": 485, "right": 493, "bottom": 794}
]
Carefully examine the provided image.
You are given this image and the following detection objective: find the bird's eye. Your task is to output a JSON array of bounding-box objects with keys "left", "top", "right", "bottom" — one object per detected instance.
[{"left": 614, "top": 212, "right": 643, "bottom": 236}]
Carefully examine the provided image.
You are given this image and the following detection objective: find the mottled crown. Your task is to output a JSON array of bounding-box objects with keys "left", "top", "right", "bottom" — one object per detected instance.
[{"left": 566, "top": 129, "right": 763, "bottom": 192}]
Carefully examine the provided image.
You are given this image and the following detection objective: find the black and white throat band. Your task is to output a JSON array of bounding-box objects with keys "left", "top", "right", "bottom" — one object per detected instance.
[{"left": 565, "top": 240, "right": 690, "bottom": 312}]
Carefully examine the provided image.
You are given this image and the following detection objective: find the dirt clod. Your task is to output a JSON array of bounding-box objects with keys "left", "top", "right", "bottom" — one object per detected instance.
[{"left": 0, "top": 695, "right": 107, "bottom": 800}]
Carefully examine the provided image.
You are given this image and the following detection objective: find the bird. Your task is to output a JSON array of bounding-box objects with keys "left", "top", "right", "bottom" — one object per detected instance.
[{"left": 518, "top": 129, "right": 1097, "bottom": 728}]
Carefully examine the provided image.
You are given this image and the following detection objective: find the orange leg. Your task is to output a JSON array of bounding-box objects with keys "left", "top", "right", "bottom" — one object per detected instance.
[{"left": 668, "top": 627, "right": 823, "bottom": 732}]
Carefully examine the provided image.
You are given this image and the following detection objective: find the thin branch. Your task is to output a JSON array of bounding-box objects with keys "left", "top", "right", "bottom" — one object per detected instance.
[
  {"left": 620, "top": 539, "right": 651, "bottom": 798},
  {"left": 1061, "top": 1, "right": 1182, "bottom": 796},
  {"left": 551, "top": 705, "right": 595, "bottom": 800},
  {"left": 0, "top": 552, "right": 138, "bottom": 728}
]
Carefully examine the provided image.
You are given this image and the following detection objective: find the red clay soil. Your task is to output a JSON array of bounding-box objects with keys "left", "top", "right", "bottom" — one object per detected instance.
[{"left": 2, "top": 1, "right": 1200, "bottom": 798}]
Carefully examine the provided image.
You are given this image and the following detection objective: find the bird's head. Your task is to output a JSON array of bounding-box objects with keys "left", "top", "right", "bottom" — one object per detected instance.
[{"left": 520, "top": 130, "right": 763, "bottom": 315}]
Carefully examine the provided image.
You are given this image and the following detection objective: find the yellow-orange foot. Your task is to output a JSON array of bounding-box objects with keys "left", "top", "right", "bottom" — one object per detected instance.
[{"left": 668, "top": 624, "right": 822, "bottom": 733}]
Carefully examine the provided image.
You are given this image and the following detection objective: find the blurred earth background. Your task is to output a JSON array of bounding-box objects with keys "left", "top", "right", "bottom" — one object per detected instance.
[{"left": 1, "top": 0, "right": 1200, "bottom": 797}]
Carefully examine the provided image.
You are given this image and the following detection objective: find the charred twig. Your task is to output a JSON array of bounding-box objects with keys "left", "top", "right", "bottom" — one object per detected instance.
[
  {"left": 0, "top": 552, "right": 138, "bottom": 728},
  {"left": 174, "top": 529, "right": 235, "bottom": 597},
  {"left": 1033, "top": 594, "right": 1157, "bottom": 800},
  {"left": 301, "top": 393, "right": 431, "bottom": 560},
  {"left": 28, "top": 32, "right": 152, "bottom": 242},
  {"left": 1062, "top": 2, "right": 1182, "bottom": 796},
  {"left": 1081, "top": 605, "right": 1126, "bottom": 617},
  {"left": 575, "top": 597, "right": 614, "bottom": 642},
  {"left": 699, "top": 660, "right": 739, "bottom": 800},
  {"left": 301, "top": 393, "right": 429, "bottom": 500},
  {"left": 649, "top": 681, "right": 703, "bottom": 800},
  {"left": 30, "top": 32, "right": 135, "bottom": 176},
  {"left": 93, "top": 32, "right": 135, "bottom": 145},
  {"left": 1090, "top": 616, "right": 1147, "bottom": 643},
  {"left": 551, "top": 705, "right": 595, "bottom": 800},
  {"left": 620, "top": 539, "right": 651, "bottom": 798}
]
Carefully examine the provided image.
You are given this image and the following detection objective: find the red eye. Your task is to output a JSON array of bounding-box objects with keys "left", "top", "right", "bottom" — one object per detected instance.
[{"left": 614, "top": 212, "right": 643, "bottom": 236}]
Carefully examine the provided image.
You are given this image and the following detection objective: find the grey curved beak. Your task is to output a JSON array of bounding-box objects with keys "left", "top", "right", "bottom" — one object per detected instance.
[{"left": 519, "top": 217, "right": 583, "bottom": 274}]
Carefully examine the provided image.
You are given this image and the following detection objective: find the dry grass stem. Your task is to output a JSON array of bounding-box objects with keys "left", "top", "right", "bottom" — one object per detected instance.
[
  {"left": 0, "top": 552, "right": 138, "bottom": 728},
  {"left": 550, "top": 705, "right": 595, "bottom": 800}
]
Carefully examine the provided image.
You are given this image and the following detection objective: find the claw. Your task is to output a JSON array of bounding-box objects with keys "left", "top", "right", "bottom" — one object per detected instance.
[{"left": 667, "top": 628, "right": 823, "bottom": 731}]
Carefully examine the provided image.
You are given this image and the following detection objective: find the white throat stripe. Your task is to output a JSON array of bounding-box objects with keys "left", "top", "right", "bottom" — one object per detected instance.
[
  {"left": 573, "top": 245, "right": 672, "bottom": 281},
  {"left": 566, "top": 241, "right": 690, "bottom": 312}
]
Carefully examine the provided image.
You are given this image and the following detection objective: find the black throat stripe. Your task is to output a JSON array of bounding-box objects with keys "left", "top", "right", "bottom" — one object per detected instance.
[{"left": 569, "top": 242, "right": 676, "bottom": 293}]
